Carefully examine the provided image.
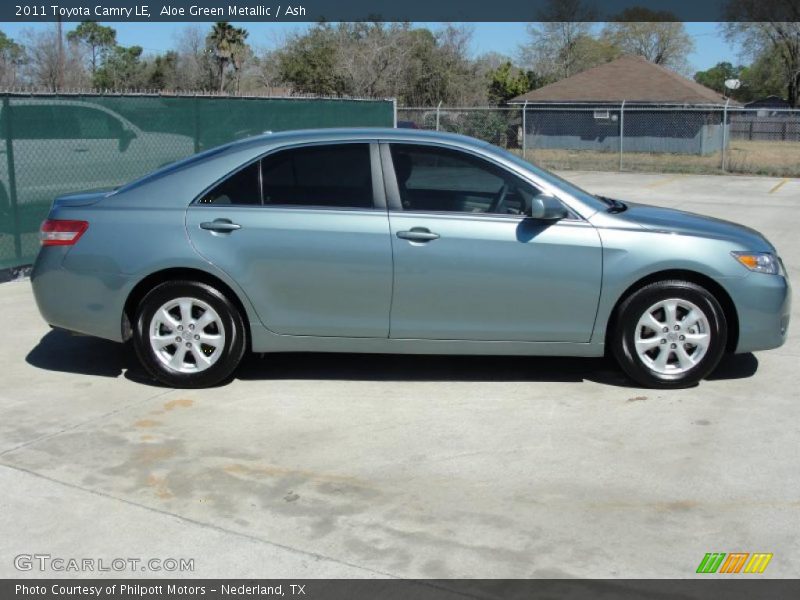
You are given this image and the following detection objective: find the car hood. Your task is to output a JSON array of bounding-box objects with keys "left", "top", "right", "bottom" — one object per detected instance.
[{"left": 613, "top": 201, "right": 774, "bottom": 252}]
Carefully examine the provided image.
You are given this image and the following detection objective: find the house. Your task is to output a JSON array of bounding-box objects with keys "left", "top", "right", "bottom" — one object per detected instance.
[
  {"left": 744, "top": 95, "right": 790, "bottom": 110},
  {"left": 508, "top": 55, "right": 737, "bottom": 155}
]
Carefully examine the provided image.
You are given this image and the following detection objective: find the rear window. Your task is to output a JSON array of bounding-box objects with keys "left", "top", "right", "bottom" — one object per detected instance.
[{"left": 114, "top": 143, "right": 234, "bottom": 195}]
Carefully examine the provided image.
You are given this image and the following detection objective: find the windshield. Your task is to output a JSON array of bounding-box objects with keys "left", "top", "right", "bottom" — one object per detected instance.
[{"left": 488, "top": 145, "right": 609, "bottom": 213}]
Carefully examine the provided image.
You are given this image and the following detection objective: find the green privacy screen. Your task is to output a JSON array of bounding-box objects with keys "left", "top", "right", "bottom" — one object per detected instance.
[{"left": 0, "top": 93, "right": 395, "bottom": 270}]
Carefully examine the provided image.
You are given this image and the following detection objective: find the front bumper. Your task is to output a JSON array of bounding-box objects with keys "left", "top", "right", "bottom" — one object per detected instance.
[{"left": 726, "top": 272, "right": 792, "bottom": 354}]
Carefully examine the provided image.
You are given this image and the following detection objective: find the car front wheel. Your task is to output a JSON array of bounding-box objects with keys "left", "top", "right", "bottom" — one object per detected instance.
[
  {"left": 612, "top": 280, "right": 727, "bottom": 388},
  {"left": 133, "top": 280, "right": 246, "bottom": 388}
]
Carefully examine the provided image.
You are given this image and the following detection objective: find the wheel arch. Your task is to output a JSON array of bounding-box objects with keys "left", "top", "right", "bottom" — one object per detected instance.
[
  {"left": 605, "top": 269, "right": 739, "bottom": 354},
  {"left": 123, "top": 267, "right": 252, "bottom": 349}
]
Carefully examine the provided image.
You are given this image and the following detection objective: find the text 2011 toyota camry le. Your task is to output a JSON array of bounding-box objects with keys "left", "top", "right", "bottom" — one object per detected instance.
[{"left": 31, "top": 129, "right": 791, "bottom": 388}]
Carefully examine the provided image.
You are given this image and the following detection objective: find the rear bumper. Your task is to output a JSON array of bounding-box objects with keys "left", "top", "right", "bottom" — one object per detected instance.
[
  {"left": 31, "top": 247, "right": 130, "bottom": 343},
  {"left": 727, "top": 272, "right": 792, "bottom": 354}
]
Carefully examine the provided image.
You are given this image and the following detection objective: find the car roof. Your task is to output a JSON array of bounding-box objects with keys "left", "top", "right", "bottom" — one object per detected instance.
[
  {"left": 220, "top": 127, "right": 489, "bottom": 153},
  {"left": 115, "top": 128, "right": 489, "bottom": 197}
]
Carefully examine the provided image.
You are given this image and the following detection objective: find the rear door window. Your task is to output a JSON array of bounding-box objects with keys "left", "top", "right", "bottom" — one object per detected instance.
[{"left": 261, "top": 143, "right": 374, "bottom": 209}]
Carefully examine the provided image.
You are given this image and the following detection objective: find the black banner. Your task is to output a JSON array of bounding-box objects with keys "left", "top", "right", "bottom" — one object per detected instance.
[
  {"left": 3, "top": 580, "right": 800, "bottom": 600},
  {"left": 2, "top": 0, "right": 800, "bottom": 23}
]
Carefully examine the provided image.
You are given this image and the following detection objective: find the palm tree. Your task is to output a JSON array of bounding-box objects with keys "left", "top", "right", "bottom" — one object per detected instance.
[{"left": 206, "top": 22, "right": 248, "bottom": 93}]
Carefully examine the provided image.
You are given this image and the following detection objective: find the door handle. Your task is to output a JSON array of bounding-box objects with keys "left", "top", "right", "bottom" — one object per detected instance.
[
  {"left": 396, "top": 227, "right": 440, "bottom": 242},
  {"left": 73, "top": 148, "right": 89, "bottom": 153},
  {"left": 200, "top": 219, "right": 241, "bottom": 233}
]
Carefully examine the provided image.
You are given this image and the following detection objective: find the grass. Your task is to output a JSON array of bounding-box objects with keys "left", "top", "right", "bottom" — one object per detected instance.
[{"left": 514, "top": 140, "right": 800, "bottom": 178}]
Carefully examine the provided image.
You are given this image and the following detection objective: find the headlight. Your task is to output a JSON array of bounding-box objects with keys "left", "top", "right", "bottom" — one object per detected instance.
[{"left": 731, "top": 251, "right": 781, "bottom": 275}]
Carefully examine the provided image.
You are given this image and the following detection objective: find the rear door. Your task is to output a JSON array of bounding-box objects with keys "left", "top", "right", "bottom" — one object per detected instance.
[{"left": 186, "top": 141, "right": 393, "bottom": 337}]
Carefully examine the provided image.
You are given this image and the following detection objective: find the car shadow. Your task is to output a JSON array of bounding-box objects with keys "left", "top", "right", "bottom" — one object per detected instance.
[
  {"left": 706, "top": 352, "right": 760, "bottom": 381},
  {"left": 25, "top": 329, "right": 152, "bottom": 382},
  {"left": 26, "top": 329, "right": 760, "bottom": 388},
  {"left": 235, "top": 352, "right": 635, "bottom": 385}
]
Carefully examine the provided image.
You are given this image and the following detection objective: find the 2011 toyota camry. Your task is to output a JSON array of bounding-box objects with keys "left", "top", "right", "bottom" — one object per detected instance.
[{"left": 31, "top": 129, "right": 791, "bottom": 388}]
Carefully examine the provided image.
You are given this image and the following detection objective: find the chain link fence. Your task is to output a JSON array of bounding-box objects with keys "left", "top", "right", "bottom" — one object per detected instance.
[
  {"left": 4, "top": 99, "right": 797, "bottom": 271},
  {"left": 398, "top": 104, "right": 800, "bottom": 178},
  {"left": 0, "top": 92, "right": 395, "bottom": 270}
]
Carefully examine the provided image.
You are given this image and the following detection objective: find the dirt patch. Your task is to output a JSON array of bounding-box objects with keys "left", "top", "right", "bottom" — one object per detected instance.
[{"left": 164, "top": 399, "right": 194, "bottom": 411}]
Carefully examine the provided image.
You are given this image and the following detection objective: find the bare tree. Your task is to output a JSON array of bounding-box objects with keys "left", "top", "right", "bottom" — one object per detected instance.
[
  {"left": 519, "top": 0, "right": 601, "bottom": 80},
  {"left": 335, "top": 23, "right": 414, "bottom": 99},
  {"left": 274, "top": 23, "right": 482, "bottom": 104},
  {"left": 252, "top": 47, "right": 284, "bottom": 93},
  {"left": 724, "top": 0, "right": 800, "bottom": 106},
  {"left": 601, "top": 8, "right": 694, "bottom": 73},
  {"left": 432, "top": 25, "right": 484, "bottom": 104},
  {"left": 173, "top": 26, "right": 215, "bottom": 91},
  {"left": 21, "top": 27, "right": 87, "bottom": 90},
  {"left": 22, "top": 28, "right": 59, "bottom": 90}
]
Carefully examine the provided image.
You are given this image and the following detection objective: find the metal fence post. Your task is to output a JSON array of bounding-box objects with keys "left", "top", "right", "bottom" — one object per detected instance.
[
  {"left": 721, "top": 98, "right": 730, "bottom": 172},
  {"left": 619, "top": 100, "right": 625, "bottom": 172},
  {"left": 435, "top": 101, "right": 442, "bottom": 131},
  {"left": 392, "top": 98, "right": 398, "bottom": 128},
  {"left": 193, "top": 95, "right": 201, "bottom": 154},
  {"left": 2, "top": 95, "right": 22, "bottom": 262},
  {"left": 522, "top": 101, "right": 528, "bottom": 160}
]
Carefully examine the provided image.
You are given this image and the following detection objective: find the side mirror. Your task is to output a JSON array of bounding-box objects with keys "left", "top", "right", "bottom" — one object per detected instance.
[
  {"left": 118, "top": 127, "right": 137, "bottom": 153},
  {"left": 527, "top": 195, "right": 569, "bottom": 221}
]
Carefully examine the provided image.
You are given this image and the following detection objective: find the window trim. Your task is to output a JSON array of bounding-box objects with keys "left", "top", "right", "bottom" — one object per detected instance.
[
  {"left": 379, "top": 141, "right": 581, "bottom": 221},
  {"left": 191, "top": 140, "right": 384, "bottom": 211}
]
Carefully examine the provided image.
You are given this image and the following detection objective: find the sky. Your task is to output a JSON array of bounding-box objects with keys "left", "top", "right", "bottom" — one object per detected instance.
[{"left": 0, "top": 21, "right": 740, "bottom": 74}]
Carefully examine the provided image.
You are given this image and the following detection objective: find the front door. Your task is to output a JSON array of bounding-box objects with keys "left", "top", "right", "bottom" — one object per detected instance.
[{"left": 383, "top": 142, "right": 602, "bottom": 342}]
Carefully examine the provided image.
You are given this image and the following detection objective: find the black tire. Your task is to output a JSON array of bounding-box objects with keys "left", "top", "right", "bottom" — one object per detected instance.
[
  {"left": 611, "top": 280, "right": 727, "bottom": 388},
  {"left": 133, "top": 280, "right": 246, "bottom": 388}
]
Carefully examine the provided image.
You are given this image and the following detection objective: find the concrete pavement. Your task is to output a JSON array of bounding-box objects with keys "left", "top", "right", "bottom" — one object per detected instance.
[{"left": 1, "top": 172, "right": 798, "bottom": 579}]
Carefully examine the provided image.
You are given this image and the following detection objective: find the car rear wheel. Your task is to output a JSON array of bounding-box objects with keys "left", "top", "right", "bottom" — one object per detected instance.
[
  {"left": 611, "top": 280, "right": 727, "bottom": 388},
  {"left": 133, "top": 281, "right": 246, "bottom": 388}
]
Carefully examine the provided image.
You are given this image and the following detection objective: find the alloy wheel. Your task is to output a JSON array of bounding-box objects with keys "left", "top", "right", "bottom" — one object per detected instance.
[
  {"left": 149, "top": 297, "right": 226, "bottom": 373},
  {"left": 634, "top": 298, "right": 711, "bottom": 375}
]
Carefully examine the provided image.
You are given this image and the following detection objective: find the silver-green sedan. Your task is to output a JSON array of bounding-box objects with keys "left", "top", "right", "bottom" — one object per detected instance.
[{"left": 31, "top": 129, "right": 791, "bottom": 388}]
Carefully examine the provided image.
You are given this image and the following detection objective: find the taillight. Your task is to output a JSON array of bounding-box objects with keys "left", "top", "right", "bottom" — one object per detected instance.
[{"left": 40, "top": 219, "right": 89, "bottom": 246}]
